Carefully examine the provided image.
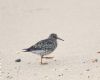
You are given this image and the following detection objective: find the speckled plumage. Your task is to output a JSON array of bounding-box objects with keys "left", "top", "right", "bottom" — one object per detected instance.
[{"left": 23, "top": 33, "right": 64, "bottom": 64}]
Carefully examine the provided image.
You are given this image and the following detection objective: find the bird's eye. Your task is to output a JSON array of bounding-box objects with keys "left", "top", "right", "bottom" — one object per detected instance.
[{"left": 53, "top": 35, "right": 57, "bottom": 38}]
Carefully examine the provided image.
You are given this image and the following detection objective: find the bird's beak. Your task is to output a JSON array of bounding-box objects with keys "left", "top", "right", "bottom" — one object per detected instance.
[{"left": 57, "top": 37, "right": 64, "bottom": 41}]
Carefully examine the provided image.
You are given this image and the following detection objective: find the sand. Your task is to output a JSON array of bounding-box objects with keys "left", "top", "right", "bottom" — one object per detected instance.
[{"left": 0, "top": 0, "right": 100, "bottom": 80}]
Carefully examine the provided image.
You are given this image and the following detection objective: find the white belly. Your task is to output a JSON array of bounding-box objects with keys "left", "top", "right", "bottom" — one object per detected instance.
[{"left": 32, "top": 50, "right": 51, "bottom": 56}]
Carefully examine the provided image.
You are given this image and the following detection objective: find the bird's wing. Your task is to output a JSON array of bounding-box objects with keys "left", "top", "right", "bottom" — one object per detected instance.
[
  {"left": 23, "top": 39, "right": 55, "bottom": 52},
  {"left": 33, "top": 39, "right": 54, "bottom": 50}
]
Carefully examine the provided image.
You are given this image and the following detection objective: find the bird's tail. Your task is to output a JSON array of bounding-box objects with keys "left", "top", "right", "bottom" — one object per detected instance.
[
  {"left": 22, "top": 46, "right": 34, "bottom": 52},
  {"left": 22, "top": 48, "right": 31, "bottom": 52}
]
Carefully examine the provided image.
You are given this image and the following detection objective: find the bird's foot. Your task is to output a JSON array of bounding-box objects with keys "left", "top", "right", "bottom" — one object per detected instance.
[
  {"left": 43, "top": 56, "right": 54, "bottom": 59},
  {"left": 40, "top": 62, "right": 48, "bottom": 65}
]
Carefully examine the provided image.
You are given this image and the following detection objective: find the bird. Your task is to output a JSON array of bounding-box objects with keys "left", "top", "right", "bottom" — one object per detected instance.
[{"left": 23, "top": 33, "right": 64, "bottom": 64}]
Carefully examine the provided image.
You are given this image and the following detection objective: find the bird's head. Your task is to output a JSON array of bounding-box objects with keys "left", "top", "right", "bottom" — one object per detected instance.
[{"left": 49, "top": 33, "right": 64, "bottom": 41}]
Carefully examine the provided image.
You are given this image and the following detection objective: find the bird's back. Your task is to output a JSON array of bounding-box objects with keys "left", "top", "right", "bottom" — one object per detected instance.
[{"left": 23, "top": 38, "right": 57, "bottom": 53}]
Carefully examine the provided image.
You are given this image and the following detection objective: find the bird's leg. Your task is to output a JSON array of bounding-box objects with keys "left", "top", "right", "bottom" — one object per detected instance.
[
  {"left": 40, "top": 55, "right": 43, "bottom": 64},
  {"left": 40, "top": 55, "right": 48, "bottom": 65}
]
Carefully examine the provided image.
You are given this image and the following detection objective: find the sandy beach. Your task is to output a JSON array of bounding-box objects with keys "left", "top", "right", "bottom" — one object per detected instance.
[{"left": 0, "top": 0, "right": 100, "bottom": 80}]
